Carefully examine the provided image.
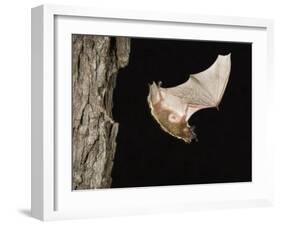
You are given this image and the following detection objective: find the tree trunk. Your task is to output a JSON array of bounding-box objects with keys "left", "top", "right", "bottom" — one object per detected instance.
[{"left": 72, "top": 35, "right": 130, "bottom": 190}]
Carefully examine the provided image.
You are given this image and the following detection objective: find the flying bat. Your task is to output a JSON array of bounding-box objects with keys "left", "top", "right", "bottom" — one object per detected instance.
[{"left": 147, "top": 54, "right": 231, "bottom": 143}]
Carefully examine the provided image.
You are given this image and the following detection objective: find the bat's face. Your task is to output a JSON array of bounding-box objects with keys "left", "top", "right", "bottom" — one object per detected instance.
[{"left": 148, "top": 82, "right": 195, "bottom": 143}]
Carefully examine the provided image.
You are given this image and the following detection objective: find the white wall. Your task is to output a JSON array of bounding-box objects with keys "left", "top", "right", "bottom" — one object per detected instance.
[{"left": 0, "top": 0, "right": 280, "bottom": 225}]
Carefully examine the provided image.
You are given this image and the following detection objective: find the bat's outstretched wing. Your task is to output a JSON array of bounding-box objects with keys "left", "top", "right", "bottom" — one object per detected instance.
[{"left": 162, "top": 54, "right": 231, "bottom": 121}]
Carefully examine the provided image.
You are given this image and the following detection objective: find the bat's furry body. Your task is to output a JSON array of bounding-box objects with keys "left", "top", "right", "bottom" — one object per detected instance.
[{"left": 147, "top": 54, "right": 231, "bottom": 143}]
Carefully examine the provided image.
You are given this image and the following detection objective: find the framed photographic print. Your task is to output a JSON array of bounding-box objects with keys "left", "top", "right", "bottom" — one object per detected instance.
[{"left": 31, "top": 4, "right": 274, "bottom": 221}]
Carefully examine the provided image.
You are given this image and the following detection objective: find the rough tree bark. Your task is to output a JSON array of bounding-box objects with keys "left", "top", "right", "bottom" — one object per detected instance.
[{"left": 72, "top": 35, "right": 130, "bottom": 190}]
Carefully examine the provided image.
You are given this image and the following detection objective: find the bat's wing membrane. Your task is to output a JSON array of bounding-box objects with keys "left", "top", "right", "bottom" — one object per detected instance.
[{"left": 165, "top": 54, "right": 231, "bottom": 121}]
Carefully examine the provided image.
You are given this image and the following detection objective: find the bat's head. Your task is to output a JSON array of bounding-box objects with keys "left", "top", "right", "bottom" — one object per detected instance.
[{"left": 147, "top": 82, "right": 196, "bottom": 143}]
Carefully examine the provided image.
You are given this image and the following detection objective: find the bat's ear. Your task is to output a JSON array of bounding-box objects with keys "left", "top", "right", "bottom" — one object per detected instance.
[{"left": 148, "top": 82, "right": 162, "bottom": 104}]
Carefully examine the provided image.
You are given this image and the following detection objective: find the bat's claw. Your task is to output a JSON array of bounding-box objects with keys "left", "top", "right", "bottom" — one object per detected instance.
[{"left": 216, "top": 105, "right": 220, "bottom": 111}]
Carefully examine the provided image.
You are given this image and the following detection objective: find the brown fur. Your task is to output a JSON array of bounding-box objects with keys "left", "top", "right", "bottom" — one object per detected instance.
[{"left": 152, "top": 101, "right": 194, "bottom": 143}]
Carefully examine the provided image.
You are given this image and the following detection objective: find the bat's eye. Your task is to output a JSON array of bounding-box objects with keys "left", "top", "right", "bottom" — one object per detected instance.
[{"left": 168, "top": 113, "right": 181, "bottom": 123}]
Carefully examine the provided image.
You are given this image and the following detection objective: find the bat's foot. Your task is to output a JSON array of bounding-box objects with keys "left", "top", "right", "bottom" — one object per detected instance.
[{"left": 190, "top": 126, "right": 198, "bottom": 142}]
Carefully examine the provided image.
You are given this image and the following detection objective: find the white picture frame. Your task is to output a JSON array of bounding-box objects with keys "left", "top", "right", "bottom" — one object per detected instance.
[{"left": 31, "top": 4, "right": 274, "bottom": 221}]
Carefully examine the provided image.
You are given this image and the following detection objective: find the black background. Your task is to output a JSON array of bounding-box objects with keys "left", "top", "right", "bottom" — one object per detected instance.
[{"left": 111, "top": 37, "right": 252, "bottom": 188}]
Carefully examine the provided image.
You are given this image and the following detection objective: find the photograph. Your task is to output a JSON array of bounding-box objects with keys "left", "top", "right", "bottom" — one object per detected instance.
[{"left": 72, "top": 34, "right": 252, "bottom": 190}]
